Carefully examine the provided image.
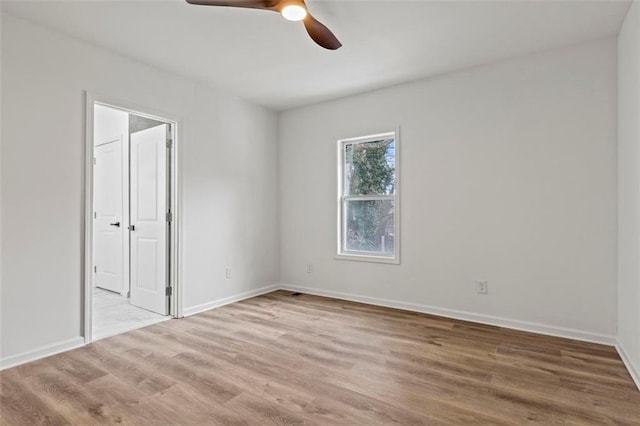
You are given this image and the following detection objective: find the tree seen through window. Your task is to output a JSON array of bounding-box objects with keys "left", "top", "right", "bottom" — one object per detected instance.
[{"left": 343, "top": 138, "right": 395, "bottom": 254}]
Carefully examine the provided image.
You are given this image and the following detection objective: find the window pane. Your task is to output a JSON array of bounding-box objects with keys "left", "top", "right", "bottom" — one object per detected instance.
[
  {"left": 344, "top": 139, "right": 395, "bottom": 196},
  {"left": 345, "top": 199, "right": 394, "bottom": 254}
]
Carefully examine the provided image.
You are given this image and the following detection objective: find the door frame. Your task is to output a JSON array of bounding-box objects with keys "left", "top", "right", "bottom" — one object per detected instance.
[{"left": 82, "top": 91, "right": 184, "bottom": 344}]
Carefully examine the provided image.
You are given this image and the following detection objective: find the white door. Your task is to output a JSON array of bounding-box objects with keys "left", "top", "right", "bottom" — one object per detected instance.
[
  {"left": 94, "top": 139, "right": 124, "bottom": 293},
  {"left": 130, "top": 124, "right": 169, "bottom": 315}
]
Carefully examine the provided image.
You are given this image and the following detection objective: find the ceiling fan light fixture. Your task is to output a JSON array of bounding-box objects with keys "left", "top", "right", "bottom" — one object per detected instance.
[
  {"left": 281, "top": 4, "right": 307, "bottom": 21},
  {"left": 184, "top": 0, "right": 341, "bottom": 49}
]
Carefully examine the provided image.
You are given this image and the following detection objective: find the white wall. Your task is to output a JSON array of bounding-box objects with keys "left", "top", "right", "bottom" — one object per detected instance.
[
  {"left": 0, "top": 1, "right": 3, "bottom": 357},
  {"left": 279, "top": 39, "right": 618, "bottom": 342},
  {"left": 617, "top": 0, "right": 640, "bottom": 388},
  {"left": 0, "top": 14, "right": 280, "bottom": 364}
]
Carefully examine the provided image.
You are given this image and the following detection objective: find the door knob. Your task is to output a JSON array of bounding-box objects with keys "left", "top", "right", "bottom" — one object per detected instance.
[{"left": 110, "top": 222, "right": 121, "bottom": 227}]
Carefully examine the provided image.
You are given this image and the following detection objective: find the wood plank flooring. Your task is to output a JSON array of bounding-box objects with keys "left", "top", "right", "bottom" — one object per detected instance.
[{"left": 1, "top": 290, "right": 639, "bottom": 425}]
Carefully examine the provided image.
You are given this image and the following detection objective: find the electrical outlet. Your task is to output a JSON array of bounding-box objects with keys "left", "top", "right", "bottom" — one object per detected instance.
[
  {"left": 225, "top": 267, "right": 232, "bottom": 279},
  {"left": 476, "top": 280, "right": 488, "bottom": 295},
  {"left": 306, "top": 264, "right": 313, "bottom": 274}
]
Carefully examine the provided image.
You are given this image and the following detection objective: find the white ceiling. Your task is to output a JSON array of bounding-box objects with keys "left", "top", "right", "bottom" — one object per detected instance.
[{"left": 3, "top": 0, "right": 631, "bottom": 110}]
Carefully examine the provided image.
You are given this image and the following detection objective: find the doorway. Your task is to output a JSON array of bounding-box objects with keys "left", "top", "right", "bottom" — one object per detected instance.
[{"left": 84, "top": 94, "right": 180, "bottom": 343}]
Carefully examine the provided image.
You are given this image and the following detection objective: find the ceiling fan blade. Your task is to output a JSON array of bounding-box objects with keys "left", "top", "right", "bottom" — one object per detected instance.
[
  {"left": 185, "top": 0, "right": 280, "bottom": 11},
  {"left": 303, "top": 13, "right": 342, "bottom": 50}
]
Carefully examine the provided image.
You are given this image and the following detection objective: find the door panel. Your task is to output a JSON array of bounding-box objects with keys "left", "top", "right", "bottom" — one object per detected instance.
[
  {"left": 94, "top": 139, "right": 123, "bottom": 293},
  {"left": 136, "top": 238, "right": 158, "bottom": 290},
  {"left": 130, "top": 124, "right": 169, "bottom": 315}
]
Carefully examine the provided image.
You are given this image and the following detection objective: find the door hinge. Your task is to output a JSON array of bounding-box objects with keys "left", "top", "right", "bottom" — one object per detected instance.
[
  {"left": 166, "top": 287, "right": 172, "bottom": 297},
  {"left": 166, "top": 139, "right": 173, "bottom": 149},
  {"left": 94, "top": 211, "right": 97, "bottom": 219},
  {"left": 166, "top": 211, "right": 173, "bottom": 223},
  {"left": 94, "top": 266, "right": 97, "bottom": 273}
]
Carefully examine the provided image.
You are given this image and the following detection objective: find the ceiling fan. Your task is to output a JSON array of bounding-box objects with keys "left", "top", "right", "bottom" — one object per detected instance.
[{"left": 185, "top": 0, "right": 342, "bottom": 50}]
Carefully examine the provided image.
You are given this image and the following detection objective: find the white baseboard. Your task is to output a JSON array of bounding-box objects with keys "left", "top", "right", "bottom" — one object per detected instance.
[
  {"left": 183, "top": 284, "right": 280, "bottom": 317},
  {"left": 279, "top": 284, "right": 616, "bottom": 346},
  {"left": 616, "top": 342, "right": 640, "bottom": 392},
  {"left": 0, "top": 337, "right": 85, "bottom": 371}
]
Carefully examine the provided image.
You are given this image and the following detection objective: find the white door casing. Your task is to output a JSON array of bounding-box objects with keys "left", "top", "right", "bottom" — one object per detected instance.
[
  {"left": 93, "top": 138, "right": 124, "bottom": 293},
  {"left": 130, "top": 124, "right": 169, "bottom": 315}
]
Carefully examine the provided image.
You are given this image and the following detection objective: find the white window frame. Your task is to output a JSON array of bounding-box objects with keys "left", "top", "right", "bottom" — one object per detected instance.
[{"left": 336, "top": 130, "right": 400, "bottom": 264}]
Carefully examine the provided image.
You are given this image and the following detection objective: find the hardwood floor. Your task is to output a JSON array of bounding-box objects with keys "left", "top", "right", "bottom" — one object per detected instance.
[{"left": 1, "top": 290, "right": 639, "bottom": 425}]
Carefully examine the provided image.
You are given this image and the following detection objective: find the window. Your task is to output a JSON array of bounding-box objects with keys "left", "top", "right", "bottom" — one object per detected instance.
[{"left": 337, "top": 130, "right": 399, "bottom": 264}]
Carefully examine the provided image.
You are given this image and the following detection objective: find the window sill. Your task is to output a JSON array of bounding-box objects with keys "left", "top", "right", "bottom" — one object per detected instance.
[{"left": 335, "top": 253, "right": 400, "bottom": 265}]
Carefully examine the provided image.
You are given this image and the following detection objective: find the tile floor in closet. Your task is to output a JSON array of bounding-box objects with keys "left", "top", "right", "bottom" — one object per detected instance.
[{"left": 93, "top": 287, "right": 168, "bottom": 340}]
